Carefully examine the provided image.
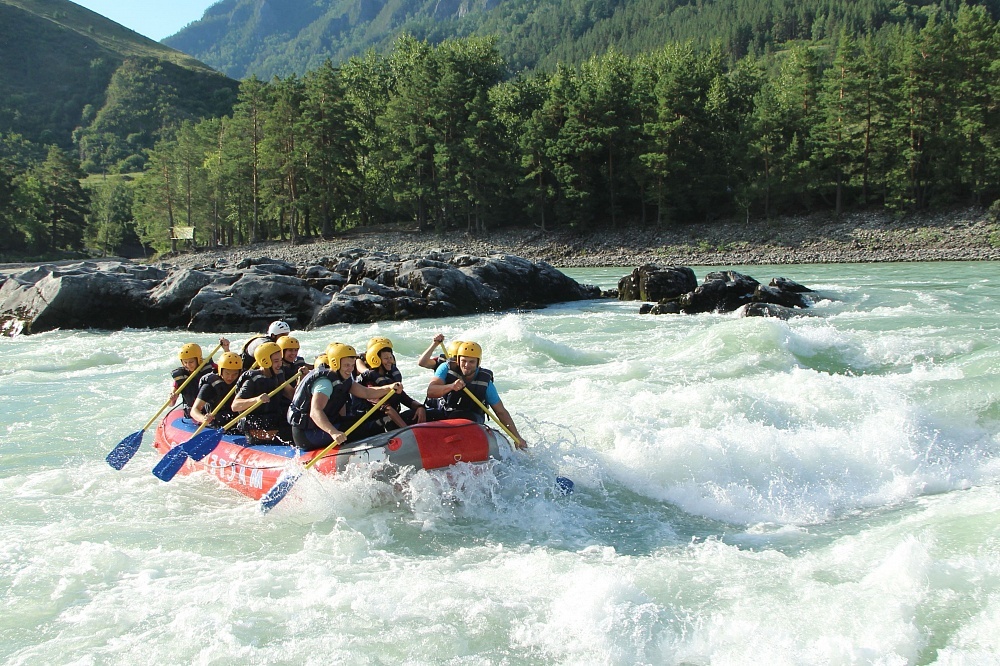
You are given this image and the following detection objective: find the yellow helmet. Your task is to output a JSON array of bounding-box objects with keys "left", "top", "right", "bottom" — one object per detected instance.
[
  {"left": 325, "top": 343, "right": 358, "bottom": 371},
  {"left": 367, "top": 336, "right": 391, "bottom": 351},
  {"left": 278, "top": 336, "right": 300, "bottom": 351},
  {"left": 254, "top": 341, "right": 283, "bottom": 369},
  {"left": 218, "top": 352, "right": 243, "bottom": 372},
  {"left": 314, "top": 353, "right": 329, "bottom": 368},
  {"left": 365, "top": 337, "right": 394, "bottom": 368},
  {"left": 178, "top": 343, "right": 202, "bottom": 362},
  {"left": 445, "top": 340, "right": 463, "bottom": 359},
  {"left": 456, "top": 341, "right": 482, "bottom": 360}
]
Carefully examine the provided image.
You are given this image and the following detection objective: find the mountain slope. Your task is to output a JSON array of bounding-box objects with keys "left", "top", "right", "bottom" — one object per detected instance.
[
  {"left": 0, "top": 0, "right": 237, "bottom": 148},
  {"left": 164, "top": 0, "right": 1000, "bottom": 80}
]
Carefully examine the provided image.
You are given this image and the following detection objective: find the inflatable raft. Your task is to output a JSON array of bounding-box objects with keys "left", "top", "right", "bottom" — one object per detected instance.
[{"left": 151, "top": 406, "right": 512, "bottom": 501}]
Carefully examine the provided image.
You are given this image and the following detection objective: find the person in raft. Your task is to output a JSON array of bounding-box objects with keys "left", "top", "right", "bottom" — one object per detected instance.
[
  {"left": 278, "top": 335, "right": 312, "bottom": 377},
  {"left": 358, "top": 337, "right": 427, "bottom": 429},
  {"left": 425, "top": 341, "right": 527, "bottom": 449},
  {"left": 416, "top": 333, "right": 462, "bottom": 370},
  {"left": 171, "top": 337, "right": 230, "bottom": 417},
  {"left": 286, "top": 342, "right": 402, "bottom": 451},
  {"left": 240, "top": 320, "right": 291, "bottom": 370},
  {"left": 231, "top": 341, "right": 295, "bottom": 445},
  {"left": 189, "top": 351, "right": 244, "bottom": 427}
]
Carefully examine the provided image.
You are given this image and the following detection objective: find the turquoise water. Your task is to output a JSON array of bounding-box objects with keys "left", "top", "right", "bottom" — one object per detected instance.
[{"left": 2, "top": 262, "right": 999, "bottom": 664}]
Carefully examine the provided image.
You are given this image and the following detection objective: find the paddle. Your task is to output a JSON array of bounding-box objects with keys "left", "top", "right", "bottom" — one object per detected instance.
[
  {"left": 460, "top": 387, "right": 523, "bottom": 447},
  {"left": 106, "top": 343, "right": 222, "bottom": 470},
  {"left": 152, "top": 369, "right": 296, "bottom": 481},
  {"left": 259, "top": 388, "right": 397, "bottom": 513},
  {"left": 461, "top": 387, "right": 574, "bottom": 494}
]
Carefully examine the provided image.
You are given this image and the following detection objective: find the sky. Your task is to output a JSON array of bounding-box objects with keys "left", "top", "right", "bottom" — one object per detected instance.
[{"left": 71, "top": 0, "right": 218, "bottom": 41}]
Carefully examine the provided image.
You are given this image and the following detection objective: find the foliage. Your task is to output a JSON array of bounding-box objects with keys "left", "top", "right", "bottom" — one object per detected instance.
[
  {"left": 0, "top": 0, "right": 238, "bottom": 165},
  {"left": 6, "top": 3, "right": 1000, "bottom": 261},
  {"left": 163, "top": 0, "right": 1000, "bottom": 80}
]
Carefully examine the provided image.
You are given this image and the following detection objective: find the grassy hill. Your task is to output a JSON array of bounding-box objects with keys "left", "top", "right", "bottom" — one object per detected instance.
[{"left": 0, "top": 0, "right": 237, "bottom": 149}]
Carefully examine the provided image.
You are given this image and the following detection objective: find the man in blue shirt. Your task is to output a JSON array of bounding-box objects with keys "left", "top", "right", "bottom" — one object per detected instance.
[{"left": 425, "top": 341, "right": 527, "bottom": 449}]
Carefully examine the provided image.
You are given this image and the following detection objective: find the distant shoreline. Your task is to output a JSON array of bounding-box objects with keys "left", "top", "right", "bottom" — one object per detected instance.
[
  {"left": 3, "top": 208, "right": 998, "bottom": 274},
  {"left": 158, "top": 208, "right": 1000, "bottom": 270}
]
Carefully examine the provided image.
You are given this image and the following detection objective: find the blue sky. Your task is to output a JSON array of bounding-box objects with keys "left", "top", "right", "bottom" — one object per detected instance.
[{"left": 72, "top": 0, "right": 218, "bottom": 41}]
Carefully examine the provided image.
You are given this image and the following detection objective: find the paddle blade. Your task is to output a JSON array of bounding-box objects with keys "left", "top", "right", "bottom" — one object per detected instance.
[
  {"left": 259, "top": 471, "right": 303, "bottom": 513},
  {"left": 106, "top": 431, "right": 144, "bottom": 470},
  {"left": 151, "top": 445, "right": 190, "bottom": 482},
  {"left": 182, "top": 429, "right": 223, "bottom": 461}
]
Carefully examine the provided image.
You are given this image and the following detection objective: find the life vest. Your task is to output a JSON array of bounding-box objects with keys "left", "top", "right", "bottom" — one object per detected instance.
[
  {"left": 441, "top": 363, "right": 493, "bottom": 413},
  {"left": 358, "top": 366, "right": 419, "bottom": 414},
  {"left": 287, "top": 368, "right": 353, "bottom": 430},
  {"left": 172, "top": 364, "right": 215, "bottom": 416},
  {"left": 234, "top": 367, "right": 289, "bottom": 418},
  {"left": 240, "top": 334, "right": 269, "bottom": 371},
  {"left": 196, "top": 372, "right": 238, "bottom": 423}
]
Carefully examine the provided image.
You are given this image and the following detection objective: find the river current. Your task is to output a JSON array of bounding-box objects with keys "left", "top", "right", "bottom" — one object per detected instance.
[{"left": 2, "top": 262, "right": 999, "bottom": 665}]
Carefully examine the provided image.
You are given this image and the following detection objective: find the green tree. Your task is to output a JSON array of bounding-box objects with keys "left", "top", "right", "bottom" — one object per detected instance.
[
  {"left": 85, "top": 177, "right": 134, "bottom": 256},
  {"left": 35, "top": 146, "right": 89, "bottom": 251},
  {"left": 952, "top": 5, "right": 1000, "bottom": 205},
  {"left": 133, "top": 138, "right": 178, "bottom": 254},
  {"left": 299, "top": 62, "right": 360, "bottom": 237},
  {"left": 227, "top": 76, "right": 269, "bottom": 242}
]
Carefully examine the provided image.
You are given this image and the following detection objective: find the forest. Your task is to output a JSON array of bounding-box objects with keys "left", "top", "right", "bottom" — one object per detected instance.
[{"left": 1, "top": 4, "right": 999, "bottom": 259}]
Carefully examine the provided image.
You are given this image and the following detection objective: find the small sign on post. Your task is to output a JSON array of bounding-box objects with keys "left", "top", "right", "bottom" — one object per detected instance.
[{"left": 171, "top": 226, "right": 195, "bottom": 240}]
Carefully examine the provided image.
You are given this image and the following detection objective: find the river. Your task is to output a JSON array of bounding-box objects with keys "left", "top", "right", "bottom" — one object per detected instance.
[{"left": 2, "top": 262, "right": 999, "bottom": 664}]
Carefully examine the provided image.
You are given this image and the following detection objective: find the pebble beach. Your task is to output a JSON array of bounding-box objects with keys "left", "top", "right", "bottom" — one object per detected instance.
[{"left": 159, "top": 208, "right": 1000, "bottom": 270}]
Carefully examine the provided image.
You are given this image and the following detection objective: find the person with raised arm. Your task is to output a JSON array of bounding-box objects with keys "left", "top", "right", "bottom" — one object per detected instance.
[{"left": 425, "top": 341, "right": 526, "bottom": 449}]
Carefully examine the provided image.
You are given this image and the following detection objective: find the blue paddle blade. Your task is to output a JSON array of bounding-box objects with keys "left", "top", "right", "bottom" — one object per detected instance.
[
  {"left": 555, "top": 476, "right": 574, "bottom": 495},
  {"left": 152, "top": 445, "right": 190, "bottom": 481},
  {"left": 259, "top": 471, "right": 302, "bottom": 513},
  {"left": 182, "top": 429, "right": 223, "bottom": 461},
  {"left": 106, "top": 431, "right": 144, "bottom": 470}
]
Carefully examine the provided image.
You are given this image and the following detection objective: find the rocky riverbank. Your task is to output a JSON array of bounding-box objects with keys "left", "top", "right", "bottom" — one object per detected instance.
[{"left": 156, "top": 208, "right": 1000, "bottom": 270}]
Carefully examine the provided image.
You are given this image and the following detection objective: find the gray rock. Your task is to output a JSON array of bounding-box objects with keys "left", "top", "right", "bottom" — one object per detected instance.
[{"left": 618, "top": 265, "right": 697, "bottom": 302}]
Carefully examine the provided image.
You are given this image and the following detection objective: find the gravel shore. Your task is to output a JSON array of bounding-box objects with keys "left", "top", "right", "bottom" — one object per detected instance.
[{"left": 156, "top": 208, "right": 1000, "bottom": 270}]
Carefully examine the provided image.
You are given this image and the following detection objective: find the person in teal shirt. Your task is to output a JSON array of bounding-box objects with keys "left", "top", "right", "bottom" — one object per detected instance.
[{"left": 425, "top": 341, "right": 526, "bottom": 449}]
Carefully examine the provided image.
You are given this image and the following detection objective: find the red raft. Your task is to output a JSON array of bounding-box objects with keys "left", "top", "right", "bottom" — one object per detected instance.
[{"left": 152, "top": 407, "right": 511, "bottom": 501}]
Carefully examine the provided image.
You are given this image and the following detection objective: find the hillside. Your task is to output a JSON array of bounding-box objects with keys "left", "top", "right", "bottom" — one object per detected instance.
[
  {"left": 0, "top": 0, "right": 238, "bottom": 150},
  {"left": 165, "top": 0, "right": 1000, "bottom": 79}
]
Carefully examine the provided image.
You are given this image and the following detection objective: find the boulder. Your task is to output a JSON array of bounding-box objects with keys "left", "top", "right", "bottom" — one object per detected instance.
[
  {"left": 679, "top": 271, "right": 759, "bottom": 314},
  {"left": 618, "top": 264, "right": 697, "bottom": 302},
  {"left": 2, "top": 251, "right": 602, "bottom": 335},
  {"left": 738, "top": 302, "right": 812, "bottom": 319},
  {"left": 0, "top": 262, "right": 164, "bottom": 333},
  {"left": 626, "top": 266, "right": 821, "bottom": 316}
]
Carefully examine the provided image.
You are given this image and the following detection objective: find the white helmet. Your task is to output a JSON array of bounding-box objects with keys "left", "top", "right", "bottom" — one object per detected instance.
[{"left": 267, "top": 320, "right": 291, "bottom": 336}]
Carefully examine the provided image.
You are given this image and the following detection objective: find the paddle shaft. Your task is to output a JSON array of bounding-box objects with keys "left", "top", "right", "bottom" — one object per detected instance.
[
  {"left": 221, "top": 372, "right": 300, "bottom": 432},
  {"left": 142, "top": 343, "right": 222, "bottom": 432},
  {"left": 438, "top": 340, "right": 521, "bottom": 445},
  {"left": 303, "top": 388, "right": 396, "bottom": 471},
  {"left": 461, "top": 387, "right": 520, "bottom": 445}
]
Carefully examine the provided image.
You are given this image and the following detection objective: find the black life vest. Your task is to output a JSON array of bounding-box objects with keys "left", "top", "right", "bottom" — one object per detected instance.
[
  {"left": 287, "top": 368, "right": 353, "bottom": 430},
  {"left": 172, "top": 364, "right": 215, "bottom": 416},
  {"left": 234, "top": 367, "right": 289, "bottom": 417},
  {"left": 195, "top": 372, "right": 238, "bottom": 422},
  {"left": 358, "top": 366, "right": 419, "bottom": 413},
  {"left": 240, "top": 334, "right": 269, "bottom": 371},
  {"left": 441, "top": 363, "right": 494, "bottom": 413}
]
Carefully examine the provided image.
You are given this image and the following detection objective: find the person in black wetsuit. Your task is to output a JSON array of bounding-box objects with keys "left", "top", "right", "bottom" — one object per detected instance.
[
  {"left": 357, "top": 338, "right": 427, "bottom": 430},
  {"left": 231, "top": 341, "right": 295, "bottom": 445},
  {"left": 190, "top": 351, "right": 244, "bottom": 427},
  {"left": 286, "top": 343, "right": 402, "bottom": 451},
  {"left": 170, "top": 338, "right": 229, "bottom": 417}
]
